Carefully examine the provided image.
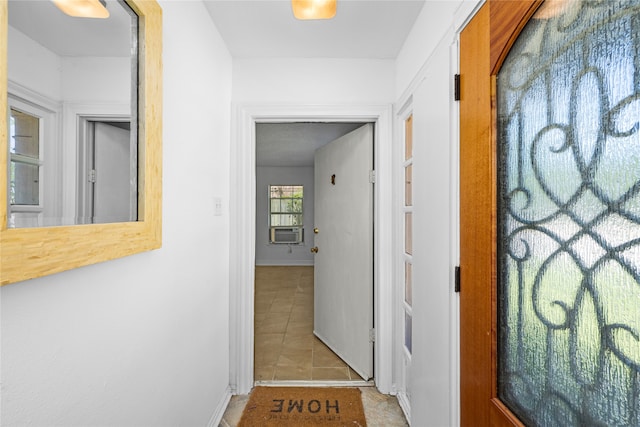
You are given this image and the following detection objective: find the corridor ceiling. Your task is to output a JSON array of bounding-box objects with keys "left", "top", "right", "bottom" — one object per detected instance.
[{"left": 202, "top": 0, "right": 426, "bottom": 59}]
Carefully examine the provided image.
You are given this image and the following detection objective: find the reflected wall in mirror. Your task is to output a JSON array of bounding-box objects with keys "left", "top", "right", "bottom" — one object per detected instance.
[
  {"left": 7, "top": 0, "right": 138, "bottom": 227},
  {"left": 0, "top": 0, "right": 163, "bottom": 285}
]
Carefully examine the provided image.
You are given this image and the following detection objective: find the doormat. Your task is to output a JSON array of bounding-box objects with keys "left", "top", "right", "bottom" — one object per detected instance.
[{"left": 238, "top": 386, "right": 367, "bottom": 426}]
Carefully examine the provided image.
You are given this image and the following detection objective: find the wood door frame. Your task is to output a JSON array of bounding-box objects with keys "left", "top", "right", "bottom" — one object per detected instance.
[
  {"left": 459, "top": 1, "right": 542, "bottom": 425},
  {"left": 229, "top": 104, "right": 394, "bottom": 395}
]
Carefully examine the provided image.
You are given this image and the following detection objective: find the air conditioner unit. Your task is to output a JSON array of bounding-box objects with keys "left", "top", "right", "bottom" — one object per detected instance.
[{"left": 270, "top": 226, "right": 303, "bottom": 244}]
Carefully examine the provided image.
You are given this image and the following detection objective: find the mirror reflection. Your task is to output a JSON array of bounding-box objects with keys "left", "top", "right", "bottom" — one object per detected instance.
[{"left": 7, "top": 0, "right": 138, "bottom": 228}]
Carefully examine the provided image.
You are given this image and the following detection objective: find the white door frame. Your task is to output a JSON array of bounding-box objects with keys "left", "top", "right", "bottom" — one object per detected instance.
[{"left": 230, "top": 104, "right": 394, "bottom": 395}]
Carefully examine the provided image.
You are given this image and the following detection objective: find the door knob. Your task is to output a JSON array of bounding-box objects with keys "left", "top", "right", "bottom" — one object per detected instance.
[
  {"left": 310, "top": 246, "right": 319, "bottom": 253},
  {"left": 314, "top": 227, "right": 319, "bottom": 234}
]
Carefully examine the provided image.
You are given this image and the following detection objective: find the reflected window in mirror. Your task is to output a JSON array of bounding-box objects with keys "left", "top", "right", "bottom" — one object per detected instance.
[
  {"left": 7, "top": 94, "right": 57, "bottom": 228},
  {"left": 9, "top": 107, "right": 41, "bottom": 227},
  {"left": 7, "top": 0, "right": 139, "bottom": 228}
]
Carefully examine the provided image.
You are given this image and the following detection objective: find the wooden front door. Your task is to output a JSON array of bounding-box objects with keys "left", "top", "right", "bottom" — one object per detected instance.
[{"left": 461, "top": 0, "right": 640, "bottom": 425}]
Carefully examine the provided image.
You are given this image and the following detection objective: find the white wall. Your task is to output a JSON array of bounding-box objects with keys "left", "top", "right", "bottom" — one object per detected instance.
[
  {"left": 393, "top": 1, "right": 481, "bottom": 426},
  {"left": 233, "top": 58, "right": 395, "bottom": 104},
  {"left": 0, "top": 2, "right": 233, "bottom": 426},
  {"left": 62, "top": 57, "right": 131, "bottom": 103},
  {"left": 8, "top": 26, "right": 130, "bottom": 104},
  {"left": 8, "top": 26, "right": 62, "bottom": 101},
  {"left": 407, "top": 34, "right": 458, "bottom": 427},
  {"left": 256, "top": 167, "right": 315, "bottom": 266},
  {"left": 394, "top": 0, "right": 462, "bottom": 99}
]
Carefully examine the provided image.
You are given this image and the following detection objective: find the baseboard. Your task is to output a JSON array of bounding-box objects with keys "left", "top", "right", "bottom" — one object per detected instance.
[
  {"left": 396, "top": 391, "right": 411, "bottom": 425},
  {"left": 255, "top": 380, "right": 374, "bottom": 388},
  {"left": 255, "top": 260, "right": 315, "bottom": 266},
  {"left": 207, "top": 386, "right": 232, "bottom": 427}
]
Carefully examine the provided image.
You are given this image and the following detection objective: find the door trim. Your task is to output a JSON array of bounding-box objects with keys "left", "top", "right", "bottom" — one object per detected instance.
[
  {"left": 230, "top": 103, "right": 394, "bottom": 395},
  {"left": 61, "top": 102, "right": 130, "bottom": 223}
]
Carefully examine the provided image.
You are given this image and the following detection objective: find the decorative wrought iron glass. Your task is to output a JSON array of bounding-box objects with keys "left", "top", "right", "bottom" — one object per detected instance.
[{"left": 497, "top": 0, "right": 640, "bottom": 425}]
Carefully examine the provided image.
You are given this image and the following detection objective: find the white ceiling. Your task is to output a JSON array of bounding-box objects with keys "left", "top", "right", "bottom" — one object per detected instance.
[
  {"left": 256, "top": 123, "right": 366, "bottom": 166},
  {"left": 8, "top": 0, "right": 134, "bottom": 57},
  {"left": 202, "top": 0, "right": 426, "bottom": 59}
]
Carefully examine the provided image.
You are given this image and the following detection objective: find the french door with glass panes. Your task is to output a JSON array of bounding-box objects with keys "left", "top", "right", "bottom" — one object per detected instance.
[
  {"left": 460, "top": 0, "right": 640, "bottom": 425},
  {"left": 402, "top": 115, "right": 413, "bottom": 397}
]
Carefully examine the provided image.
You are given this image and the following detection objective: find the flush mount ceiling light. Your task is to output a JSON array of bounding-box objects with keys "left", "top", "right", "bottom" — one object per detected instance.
[
  {"left": 52, "top": 0, "right": 110, "bottom": 18},
  {"left": 292, "top": 0, "right": 336, "bottom": 20}
]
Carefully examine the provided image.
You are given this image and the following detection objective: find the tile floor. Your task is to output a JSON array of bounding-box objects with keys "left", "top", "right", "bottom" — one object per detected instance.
[
  {"left": 254, "top": 265, "right": 363, "bottom": 381},
  {"left": 217, "top": 266, "right": 409, "bottom": 426}
]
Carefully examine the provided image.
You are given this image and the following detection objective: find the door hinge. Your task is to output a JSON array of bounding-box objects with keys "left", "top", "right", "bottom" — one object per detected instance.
[
  {"left": 455, "top": 265, "right": 461, "bottom": 293},
  {"left": 369, "top": 328, "right": 376, "bottom": 343},
  {"left": 88, "top": 169, "right": 96, "bottom": 183},
  {"left": 454, "top": 74, "right": 461, "bottom": 101},
  {"left": 369, "top": 170, "right": 376, "bottom": 184}
]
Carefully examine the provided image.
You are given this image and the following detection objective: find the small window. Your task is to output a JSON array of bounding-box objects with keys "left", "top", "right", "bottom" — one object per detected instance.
[
  {"left": 269, "top": 185, "right": 303, "bottom": 243},
  {"left": 9, "top": 108, "right": 42, "bottom": 207}
]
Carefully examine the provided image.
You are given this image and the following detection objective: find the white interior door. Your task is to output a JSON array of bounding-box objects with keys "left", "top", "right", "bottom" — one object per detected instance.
[
  {"left": 313, "top": 123, "right": 373, "bottom": 380},
  {"left": 92, "top": 122, "right": 132, "bottom": 223}
]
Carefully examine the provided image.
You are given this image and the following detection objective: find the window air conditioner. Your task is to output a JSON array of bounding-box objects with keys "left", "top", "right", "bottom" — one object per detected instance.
[{"left": 270, "top": 227, "right": 303, "bottom": 244}]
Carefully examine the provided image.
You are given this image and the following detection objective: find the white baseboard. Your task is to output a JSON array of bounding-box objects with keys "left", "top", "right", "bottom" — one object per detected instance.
[
  {"left": 255, "top": 380, "right": 374, "bottom": 388},
  {"left": 207, "top": 386, "right": 232, "bottom": 427}
]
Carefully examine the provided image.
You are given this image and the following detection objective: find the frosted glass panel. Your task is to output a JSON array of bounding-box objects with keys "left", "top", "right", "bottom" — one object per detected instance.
[
  {"left": 404, "top": 312, "right": 412, "bottom": 354},
  {"left": 405, "top": 116, "right": 413, "bottom": 160},
  {"left": 497, "top": 0, "right": 640, "bottom": 425},
  {"left": 405, "top": 213, "right": 412, "bottom": 255},
  {"left": 10, "top": 162, "right": 39, "bottom": 205},
  {"left": 10, "top": 109, "right": 39, "bottom": 157},
  {"left": 405, "top": 164, "right": 413, "bottom": 206}
]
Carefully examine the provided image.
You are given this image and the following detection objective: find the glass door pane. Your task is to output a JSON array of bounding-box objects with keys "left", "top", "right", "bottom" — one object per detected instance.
[{"left": 497, "top": 1, "right": 640, "bottom": 425}]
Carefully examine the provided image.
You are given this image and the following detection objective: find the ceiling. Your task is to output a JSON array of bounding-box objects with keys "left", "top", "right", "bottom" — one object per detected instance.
[
  {"left": 8, "top": 0, "right": 133, "bottom": 57},
  {"left": 202, "top": 0, "right": 426, "bottom": 59},
  {"left": 10, "top": 0, "right": 426, "bottom": 59},
  {"left": 256, "top": 123, "right": 366, "bottom": 166}
]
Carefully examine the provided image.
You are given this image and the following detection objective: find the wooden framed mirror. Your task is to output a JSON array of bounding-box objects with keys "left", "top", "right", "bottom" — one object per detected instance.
[{"left": 0, "top": 0, "right": 162, "bottom": 285}]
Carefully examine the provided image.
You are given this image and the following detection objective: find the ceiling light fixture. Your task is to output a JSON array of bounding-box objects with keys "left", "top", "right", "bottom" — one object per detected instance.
[
  {"left": 292, "top": 0, "right": 336, "bottom": 20},
  {"left": 52, "top": 0, "right": 110, "bottom": 18}
]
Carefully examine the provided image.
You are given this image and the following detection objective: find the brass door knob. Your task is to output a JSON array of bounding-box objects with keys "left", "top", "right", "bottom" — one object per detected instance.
[
  {"left": 314, "top": 227, "right": 319, "bottom": 234},
  {"left": 310, "top": 247, "right": 319, "bottom": 253}
]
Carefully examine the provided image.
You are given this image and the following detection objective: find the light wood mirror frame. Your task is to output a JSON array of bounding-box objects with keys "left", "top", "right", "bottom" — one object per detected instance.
[{"left": 0, "top": 0, "right": 162, "bottom": 285}]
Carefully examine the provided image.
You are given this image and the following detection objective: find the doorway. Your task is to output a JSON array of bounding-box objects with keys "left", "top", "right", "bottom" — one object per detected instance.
[
  {"left": 77, "top": 116, "right": 136, "bottom": 224},
  {"left": 230, "top": 104, "right": 394, "bottom": 395},
  {"left": 254, "top": 122, "right": 373, "bottom": 382}
]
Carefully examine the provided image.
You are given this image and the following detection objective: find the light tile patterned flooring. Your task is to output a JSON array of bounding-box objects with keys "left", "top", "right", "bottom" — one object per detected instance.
[{"left": 254, "top": 265, "right": 363, "bottom": 381}]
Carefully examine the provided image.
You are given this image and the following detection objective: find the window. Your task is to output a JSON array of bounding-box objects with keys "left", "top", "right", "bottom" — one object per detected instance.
[
  {"left": 9, "top": 107, "right": 42, "bottom": 209},
  {"left": 6, "top": 92, "right": 57, "bottom": 229},
  {"left": 269, "top": 185, "right": 303, "bottom": 243}
]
